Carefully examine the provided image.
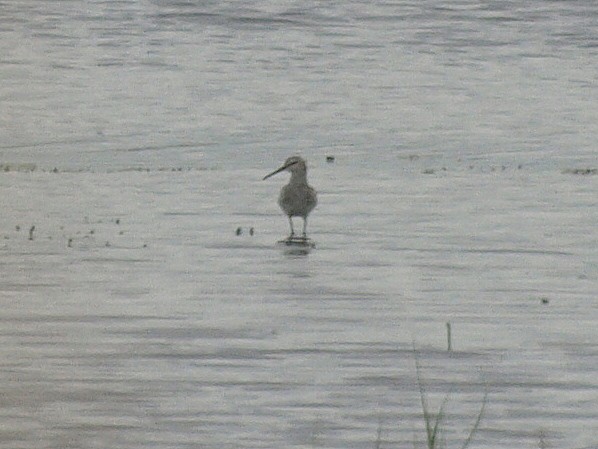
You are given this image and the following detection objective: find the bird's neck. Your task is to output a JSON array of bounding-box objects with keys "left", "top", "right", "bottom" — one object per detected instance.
[{"left": 289, "top": 170, "right": 308, "bottom": 185}]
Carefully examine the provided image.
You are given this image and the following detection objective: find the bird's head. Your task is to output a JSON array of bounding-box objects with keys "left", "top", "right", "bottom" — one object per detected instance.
[{"left": 263, "top": 156, "right": 307, "bottom": 180}]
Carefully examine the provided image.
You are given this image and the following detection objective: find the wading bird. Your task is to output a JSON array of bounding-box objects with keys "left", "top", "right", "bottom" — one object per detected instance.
[{"left": 263, "top": 156, "right": 317, "bottom": 239}]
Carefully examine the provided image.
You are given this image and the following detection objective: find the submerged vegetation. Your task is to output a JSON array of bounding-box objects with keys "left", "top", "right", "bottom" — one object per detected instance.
[
  {"left": 376, "top": 348, "right": 487, "bottom": 449},
  {"left": 414, "top": 352, "right": 487, "bottom": 449}
]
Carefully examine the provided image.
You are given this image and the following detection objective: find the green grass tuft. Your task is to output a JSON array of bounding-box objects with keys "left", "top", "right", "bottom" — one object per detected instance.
[{"left": 413, "top": 346, "right": 487, "bottom": 449}]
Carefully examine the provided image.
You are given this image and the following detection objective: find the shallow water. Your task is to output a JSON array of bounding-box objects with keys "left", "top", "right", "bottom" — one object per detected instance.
[{"left": 1, "top": 1, "right": 597, "bottom": 448}]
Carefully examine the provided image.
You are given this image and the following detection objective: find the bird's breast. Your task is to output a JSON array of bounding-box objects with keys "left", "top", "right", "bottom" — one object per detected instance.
[{"left": 278, "top": 183, "right": 317, "bottom": 217}]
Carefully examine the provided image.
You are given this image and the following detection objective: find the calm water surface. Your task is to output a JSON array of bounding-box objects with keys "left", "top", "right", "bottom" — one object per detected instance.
[{"left": 1, "top": 1, "right": 597, "bottom": 448}]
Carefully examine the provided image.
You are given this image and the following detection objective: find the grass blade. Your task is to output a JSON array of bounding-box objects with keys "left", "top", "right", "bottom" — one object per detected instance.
[
  {"left": 459, "top": 390, "right": 487, "bottom": 449},
  {"left": 430, "top": 393, "right": 450, "bottom": 448},
  {"left": 413, "top": 349, "right": 433, "bottom": 447}
]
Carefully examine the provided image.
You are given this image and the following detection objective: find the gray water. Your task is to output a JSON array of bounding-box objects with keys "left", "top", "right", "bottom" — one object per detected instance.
[{"left": 1, "top": 1, "right": 597, "bottom": 448}]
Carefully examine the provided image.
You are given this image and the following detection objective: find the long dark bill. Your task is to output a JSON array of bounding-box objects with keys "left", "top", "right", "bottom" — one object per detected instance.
[{"left": 262, "top": 161, "right": 298, "bottom": 180}]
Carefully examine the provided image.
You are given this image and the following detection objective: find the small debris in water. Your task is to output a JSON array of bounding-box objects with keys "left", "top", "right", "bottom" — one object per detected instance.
[
  {"left": 68, "top": 238, "right": 73, "bottom": 248},
  {"left": 29, "top": 225, "right": 35, "bottom": 241},
  {"left": 562, "top": 168, "right": 597, "bottom": 176},
  {"left": 235, "top": 227, "right": 242, "bottom": 236},
  {"left": 541, "top": 297, "right": 549, "bottom": 304},
  {"left": 249, "top": 227, "right": 254, "bottom": 236},
  {"left": 90, "top": 229, "right": 95, "bottom": 235},
  {"left": 143, "top": 243, "right": 148, "bottom": 248},
  {"left": 52, "top": 167, "right": 59, "bottom": 173},
  {"left": 326, "top": 156, "right": 335, "bottom": 163},
  {"left": 422, "top": 168, "right": 435, "bottom": 175},
  {"left": 1, "top": 163, "right": 37, "bottom": 172},
  {"left": 116, "top": 218, "right": 120, "bottom": 225},
  {"left": 15, "top": 225, "right": 20, "bottom": 231}
]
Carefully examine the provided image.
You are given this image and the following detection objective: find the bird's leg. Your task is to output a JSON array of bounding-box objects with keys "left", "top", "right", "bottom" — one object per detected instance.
[
  {"left": 287, "top": 216, "right": 295, "bottom": 239},
  {"left": 302, "top": 217, "right": 308, "bottom": 239}
]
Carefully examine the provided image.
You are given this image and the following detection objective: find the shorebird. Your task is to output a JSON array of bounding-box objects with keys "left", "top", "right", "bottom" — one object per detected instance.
[{"left": 263, "top": 156, "right": 317, "bottom": 239}]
